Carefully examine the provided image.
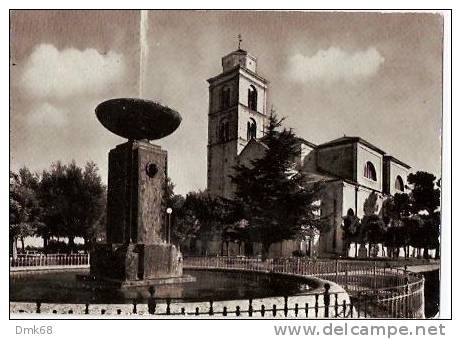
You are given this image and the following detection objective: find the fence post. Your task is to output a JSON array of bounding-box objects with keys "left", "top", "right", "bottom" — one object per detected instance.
[
  {"left": 373, "top": 261, "right": 377, "bottom": 289},
  {"left": 166, "top": 298, "right": 171, "bottom": 315},
  {"left": 314, "top": 294, "right": 319, "bottom": 317},
  {"left": 345, "top": 262, "right": 348, "bottom": 289},
  {"left": 208, "top": 300, "right": 214, "bottom": 316},
  {"left": 148, "top": 297, "right": 156, "bottom": 315},
  {"left": 323, "top": 283, "right": 331, "bottom": 318},
  {"left": 248, "top": 298, "right": 253, "bottom": 317},
  {"left": 335, "top": 259, "right": 339, "bottom": 282},
  {"left": 284, "top": 296, "right": 289, "bottom": 317},
  {"left": 334, "top": 293, "right": 339, "bottom": 317}
]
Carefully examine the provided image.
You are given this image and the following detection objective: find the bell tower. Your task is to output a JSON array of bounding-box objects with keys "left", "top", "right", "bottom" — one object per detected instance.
[{"left": 207, "top": 42, "right": 268, "bottom": 198}]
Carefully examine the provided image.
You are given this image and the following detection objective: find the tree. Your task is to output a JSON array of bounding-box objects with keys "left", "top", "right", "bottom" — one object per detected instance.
[
  {"left": 407, "top": 171, "right": 441, "bottom": 258},
  {"left": 9, "top": 168, "right": 43, "bottom": 256},
  {"left": 362, "top": 215, "right": 386, "bottom": 257},
  {"left": 170, "top": 190, "right": 230, "bottom": 255},
  {"left": 342, "top": 209, "right": 361, "bottom": 258},
  {"left": 231, "top": 112, "right": 320, "bottom": 259},
  {"left": 408, "top": 172, "right": 440, "bottom": 215},
  {"left": 161, "top": 176, "right": 176, "bottom": 239},
  {"left": 80, "top": 162, "right": 106, "bottom": 246},
  {"left": 39, "top": 161, "right": 105, "bottom": 251},
  {"left": 382, "top": 193, "right": 412, "bottom": 258},
  {"left": 360, "top": 192, "right": 386, "bottom": 257}
]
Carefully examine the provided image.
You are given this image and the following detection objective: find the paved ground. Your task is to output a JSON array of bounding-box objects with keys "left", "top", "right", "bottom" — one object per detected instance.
[{"left": 405, "top": 264, "right": 440, "bottom": 273}]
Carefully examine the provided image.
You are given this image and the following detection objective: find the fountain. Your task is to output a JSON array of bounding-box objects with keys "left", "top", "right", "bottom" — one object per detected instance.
[
  {"left": 90, "top": 98, "right": 194, "bottom": 288},
  {"left": 88, "top": 10, "right": 195, "bottom": 288}
]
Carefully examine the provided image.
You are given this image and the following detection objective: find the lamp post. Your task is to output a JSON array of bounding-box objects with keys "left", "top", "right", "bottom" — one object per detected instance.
[{"left": 166, "top": 207, "right": 173, "bottom": 244}]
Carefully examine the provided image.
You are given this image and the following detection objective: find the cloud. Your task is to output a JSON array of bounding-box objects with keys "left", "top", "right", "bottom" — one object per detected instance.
[
  {"left": 286, "top": 47, "right": 385, "bottom": 84},
  {"left": 20, "top": 44, "right": 125, "bottom": 99},
  {"left": 26, "top": 102, "right": 68, "bottom": 127}
]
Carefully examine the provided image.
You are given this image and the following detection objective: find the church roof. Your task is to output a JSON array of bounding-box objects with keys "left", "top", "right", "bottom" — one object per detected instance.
[
  {"left": 221, "top": 48, "right": 248, "bottom": 59},
  {"left": 237, "top": 138, "right": 269, "bottom": 159},
  {"left": 294, "top": 137, "right": 317, "bottom": 149},
  {"left": 317, "top": 136, "right": 386, "bottom": 154},
  {"left": 246, "top": 137, "right": 269, "bottom": 149},
  {"left": 383, "top": 155, "right": 411, "bottom": 169}
]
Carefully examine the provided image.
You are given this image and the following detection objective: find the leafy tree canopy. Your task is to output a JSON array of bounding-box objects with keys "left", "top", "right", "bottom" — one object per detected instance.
[
  {"left": 38, "top": 161, "right": 105, "bottom": 247},
  {"left": 231, "top": 112, "right": 320, "bottom": 257}
]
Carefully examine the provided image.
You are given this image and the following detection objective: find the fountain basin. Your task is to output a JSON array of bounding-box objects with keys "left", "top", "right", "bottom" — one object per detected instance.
[
  {"left": 95, "top": 98, "right": 182, "bottom": 140},
  {"left": 10, "top": 268, "right": 312, "bottom": 304}
]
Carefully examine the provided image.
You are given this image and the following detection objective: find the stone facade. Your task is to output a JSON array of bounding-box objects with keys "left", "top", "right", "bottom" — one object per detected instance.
[
  {"left": 206, "top": 49, "right": 411, "bottom": 258},
  {"left": 383, "top": 155, "right": 411, "bottom": 195},
  {"left": 207, "top": 49, "right": 268, "bottom": 199}
]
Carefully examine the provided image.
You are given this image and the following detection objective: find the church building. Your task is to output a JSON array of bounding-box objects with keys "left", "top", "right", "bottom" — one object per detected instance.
[{"left": 205, "top": 46, "right": 411, "bottom": 258}]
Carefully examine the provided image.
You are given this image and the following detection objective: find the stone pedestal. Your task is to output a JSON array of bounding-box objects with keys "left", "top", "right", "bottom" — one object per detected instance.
[
  {"left": 90, "top": 242, "right": 191, "bottom": 287},
  {"left": 90, "top": 140, "right": 191, "bottom": 287},
  {"left": 106, "top": 140, "right": 167, "bottom": 244}
]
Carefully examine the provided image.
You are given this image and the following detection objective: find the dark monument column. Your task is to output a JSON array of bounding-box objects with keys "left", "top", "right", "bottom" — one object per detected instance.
[{"left": 106, "top": 140, "right": 167, "bottom": 244}]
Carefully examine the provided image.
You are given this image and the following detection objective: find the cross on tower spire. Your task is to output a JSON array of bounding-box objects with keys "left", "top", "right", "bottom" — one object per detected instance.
[{"left": 237, "top": 34, "right": 242, "bottom": 49}]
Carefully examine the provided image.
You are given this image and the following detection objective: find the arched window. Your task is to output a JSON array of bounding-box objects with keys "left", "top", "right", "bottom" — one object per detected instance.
[
  {"left": 395, "top": 175, "right": 404, "bottom": 191},
  {"left": 363, "top": 161, "right": 377, "bottom": 181},
  {"left": 247, "top": 118, "right": 257, "bottom": 140},
  {"left": 218, "top": 119, "right": 230, "bottom": 143},
  {"left": 248, "top": 85, "right": 258, "bottom": 111},
  {"left": 220, "top": 86, "right": 231, "bottom": 109}
]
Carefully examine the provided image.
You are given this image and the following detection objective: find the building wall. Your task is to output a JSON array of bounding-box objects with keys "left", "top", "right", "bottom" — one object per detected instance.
[
  {"left": 388, "top": 161, "right": 410, "bottom": 195},
  {"left": 316, "top": 181, "right": 345, "bottom": 256},
  {"left": 238, "top": 71, "right": 267, "bottom": 115},
  {"left": 208, "top": 76, "right": 239, "bottom": 114},
  {"left": 207, "top": 141, "right": 238, "bottom": 199},
  {"left": 237, "top": 106, "right": 266, "bottom": 154},
  {"left": 355, "top": 187, "right": 384, "bottom": 218},
  {"left": 383, "top": 161, "right": 391, "bottom": 194},
  {"left": 299, "top": 144, "right": 316, "bottom": 170},
  {"left": 342, "top": 182, "right": 385, "bottom": 220},
  {"left": 342, "top": 182, "right": 357, "bottom": 216},
  {"left": 222, "top": 52, "right": 257, "bottom": 73},
  {"left": 238, "top": 140, "right": 267, "bottom": 168},
  {"left": 316, "top": 144, "right": 355, "bottom": 180},
  {"left": 356, "top": 144, "right": 383, "bottom": 191},
  {"left": 207, "top": 62, "right": 267, "bottom": 199},
  {"left": 237, "top": 72, "right": 267, "bottom": 154}
]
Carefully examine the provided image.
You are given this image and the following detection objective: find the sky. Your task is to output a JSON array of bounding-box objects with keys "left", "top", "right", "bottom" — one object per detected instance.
[{"left": 10, "top": 10, "right": 443, "bottom": 195}]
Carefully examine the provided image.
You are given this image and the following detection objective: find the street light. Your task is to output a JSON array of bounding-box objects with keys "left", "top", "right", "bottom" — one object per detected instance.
[{"left": 166, "top": 207, "right": 173, "bottom": 244}]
